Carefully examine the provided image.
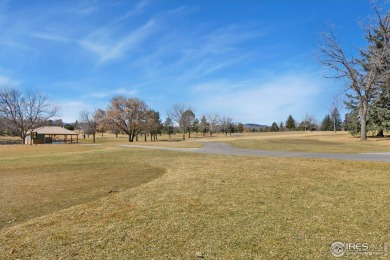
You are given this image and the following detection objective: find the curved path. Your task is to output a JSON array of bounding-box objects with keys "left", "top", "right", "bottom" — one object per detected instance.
[{"left": 120, "top": 142, "right": 390, "bottom": 162}]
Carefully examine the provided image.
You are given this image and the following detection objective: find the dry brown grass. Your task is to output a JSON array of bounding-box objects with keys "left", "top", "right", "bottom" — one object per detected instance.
[
  {"left": 0, "top": 146, "right": 165, "bottom": 229},
  {"left": 79, "top": 133, "right": 203, "bottom": 148},
  {"left": 224, "top": 131, "right": 390, "bottom": 153},
  {"left": 1, "top": 142, "right": 390, "bottom": 258},
  {"left": 0, "top": 143, "right": 105, "bottom": 159},
  {"left": 0, "top": 136, "right": 20, "bottom": 140}
]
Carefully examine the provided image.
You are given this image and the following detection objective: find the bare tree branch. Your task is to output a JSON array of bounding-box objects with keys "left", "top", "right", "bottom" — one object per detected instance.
[{"left": 0, "top": 87, "right": 59, "bottom": 143}]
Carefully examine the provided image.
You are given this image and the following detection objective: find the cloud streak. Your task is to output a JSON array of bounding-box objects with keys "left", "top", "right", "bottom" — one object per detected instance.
[
  {"left": 0, "top": 75, "right": 21, "bottom": 86},
  {"left": 80, "top": 19, "right": 156, "bottom": 63},
  {"left": 84, "top": 88, "right": 138, "bottom": 99},
  {"left": 134, "top": 24, "right": 262, "bottom": 86}
]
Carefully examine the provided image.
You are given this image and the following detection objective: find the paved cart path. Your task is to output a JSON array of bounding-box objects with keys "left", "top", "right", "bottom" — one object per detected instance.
[{"left": 120, "top": 142, "right": 390, "bottom": 162}]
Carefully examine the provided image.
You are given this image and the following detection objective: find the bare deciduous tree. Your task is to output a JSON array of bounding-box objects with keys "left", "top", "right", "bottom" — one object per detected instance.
[
  {"left": 79, "top": 110, "right": 98, "bottom": 143},
  {"left": 207, "top": 114, "right": 219, "bottom": 137},
  {"left": 319, "top": 7, "right": 390, "bottom": 140},
  {"left": 0, "top": 87, "right": 59, "bottom": 143},
  {"left": 144, "top": 110, "right": 160, "bottom": 141},
  {"left": 301, "top": 113, "right": 317, "bottom": 131},
  {"left": 95, "top": 108, "right": 107, "bottom": 138},
  {"left": 330, "top": 96, "right": 342, "bottom": 133},
  {"left": 168, "top": 104, "right": 193, "bottom": 140},
  {"left": 220, "top": 116, "right": 233, "bottom": 136}
]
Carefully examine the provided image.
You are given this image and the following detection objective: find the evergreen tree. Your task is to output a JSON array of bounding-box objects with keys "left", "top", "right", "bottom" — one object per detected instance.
[
  {"left": 163, "top": 117, "right": 174, "bottom": 139},
  {"left": 297, "top": 121, "right": 306, "bottom": 131},
  {"left": 192, "top": 118, "right": 200, "bottom": 137},
  {"left": 236, "top": 122, "right": 244, "bottom": 133},
  {"left": 64, "top": 124, "right": 75, "bottom": 131},
  {"left": 270, "top": 122, "right": 279, "bottom": 132},
  {"left": 358, "top": 12, "right": 390, "bottom": 137},
  {"left": 285, "top": 115, "right": 296, "bottom": 130},
  {"left": 279, "top": 122, "right": 284, "bottom": 132},
  {"left": 321, "top": 114, "right": 333, "bottom": 131},
  {"left": 198, "top": 115, "right": 208, "bottom": 137},
  {"left": 343, "top": 112, "right": 360, "bottom": 137},
  {"left": 74, "top": 120, "right": 79, "bottom": 131},
  {"left": 367, "top": 86, "right": 390, "bottom": 136},
  {"left": 183, "top": 109, "right": 195, "bottom": 138}
]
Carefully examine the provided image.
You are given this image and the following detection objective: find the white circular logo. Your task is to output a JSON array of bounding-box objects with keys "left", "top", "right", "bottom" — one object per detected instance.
[{"left": 331, "top": 242, "right": 346, "bottom": 257}]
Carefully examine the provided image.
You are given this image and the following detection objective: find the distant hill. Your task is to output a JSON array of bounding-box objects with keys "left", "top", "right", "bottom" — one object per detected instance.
[{"left": 244, "top": 123, "right": 269, "bottom": 130}]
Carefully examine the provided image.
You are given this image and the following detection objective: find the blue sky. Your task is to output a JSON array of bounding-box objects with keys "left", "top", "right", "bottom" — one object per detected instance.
[{"left": 0, "top": 0, "right": 376, "bottom": 124}]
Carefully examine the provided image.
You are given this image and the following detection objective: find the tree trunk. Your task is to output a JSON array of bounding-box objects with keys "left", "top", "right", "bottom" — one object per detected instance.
[
  {"left": 93, "top": 133, "right": 96, "bottom": 143},
  {"left": 150, "top": 134, "right": 152, "bottom": 141},
  {"left": 188, "top": 131, "right": 190, "bottom": 138},
  {"left": 360, "top": 119, "right": 367, "bottom": 141},
  {"left": 359, "top": 105, "right": 368, "bottom": 141},
  {"left": 128, "top": 134, "right": 132, "bottom": 142},
  {"left": 182, "top": 131, "right": 185, "bottom": 140}
]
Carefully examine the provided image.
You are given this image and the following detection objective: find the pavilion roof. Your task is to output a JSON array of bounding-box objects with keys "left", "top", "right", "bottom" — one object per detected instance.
[{"left": 30, "top": 126, "right": 79, "bottom": 135}]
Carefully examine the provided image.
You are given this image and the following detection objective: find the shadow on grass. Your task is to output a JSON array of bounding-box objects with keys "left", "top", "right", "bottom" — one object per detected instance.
[{"left": 0, "top": 150, "right": 166, "bottom": 229}]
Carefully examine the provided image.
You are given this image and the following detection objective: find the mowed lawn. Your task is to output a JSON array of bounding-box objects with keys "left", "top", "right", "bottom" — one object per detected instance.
[
  {"left": 1, "top": 138, "right": 390, "bottom": 258},
  {"left": 226, "top": 131, "right": 390, "bottom": 153}
]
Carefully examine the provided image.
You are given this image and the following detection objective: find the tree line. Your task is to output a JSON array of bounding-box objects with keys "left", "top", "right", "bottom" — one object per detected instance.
[
  {"left": 76, "top": 97, "right": 246, "bottom": 143},
  {"left": 268, "top": 110, "right": 342, "bottom": 133},
  {"left": 0, "top": 89, "right": 247, "bottom": 143},
  {"left": 0, "top": 85, "right": 376, "bottom": 145}
]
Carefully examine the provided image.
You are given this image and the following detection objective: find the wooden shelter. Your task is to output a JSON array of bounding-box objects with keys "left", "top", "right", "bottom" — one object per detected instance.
[{"left": 26, "top": 126, "right": 79, "bottom": 145}]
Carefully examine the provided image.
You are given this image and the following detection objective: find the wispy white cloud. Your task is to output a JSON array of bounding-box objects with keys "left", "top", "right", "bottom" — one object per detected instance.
[
  {"left": 84, "top": 88, "right": 138, "bottom": 99},
  {"left": 135, "top": 24, "right": 262, "bottom": 85},
  {"left": 32, "top": 18, "right": 157, "bottom": 64},
  {"left": 80, "top": 19, "right": 156, "bottom": 63},
  {"left": 0, "top": 75, "right": 21, "bottom": 86},
  {"left": 191, "top": 72, "right": 329, "bottom": 125},
  {"left": 110, "top": 0, "right": 149, "bottom": 25},
  {"left": 30, "top": 32, "right": 71, "bottom": 43},
  {"left": 0, "top": 39, "right": 33, "bottom": 52}
]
